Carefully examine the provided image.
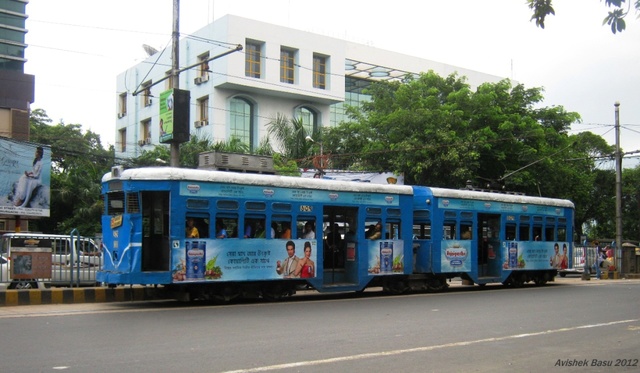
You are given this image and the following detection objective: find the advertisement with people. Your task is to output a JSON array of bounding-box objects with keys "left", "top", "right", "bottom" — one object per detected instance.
[
  {"left": 171, "top": 239, "right": 318, "bottom": 282},
  {"left": 0, "top": 138, "right": 51, "bottom": 217},
  {"left": 502, "top": 241, "right": 571, "bottom": 270}
]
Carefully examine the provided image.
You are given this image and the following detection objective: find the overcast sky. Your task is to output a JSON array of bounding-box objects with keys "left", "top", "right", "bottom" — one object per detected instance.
[{"left": 24, "top": 0, "right": 640, "bottom": 167}]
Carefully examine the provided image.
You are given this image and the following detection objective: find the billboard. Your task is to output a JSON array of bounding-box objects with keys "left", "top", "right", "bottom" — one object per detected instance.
[
  {"left": 0, "top": 138, "right": 51, "bottom": 217},
  {"left": 159, "top": 88, "right": 190, "bottom": 144}
]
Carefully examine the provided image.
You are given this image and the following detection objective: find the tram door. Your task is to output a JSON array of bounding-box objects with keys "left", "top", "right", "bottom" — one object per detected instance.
[
  {"left": 323, "top": 206, "right": 358, "bottom": 285},
  {"left": 141, "top": 192, "right": 170, "bottom": 272},
  {"left": 478, "top": 213, "right": 501, "bottom": 277}
]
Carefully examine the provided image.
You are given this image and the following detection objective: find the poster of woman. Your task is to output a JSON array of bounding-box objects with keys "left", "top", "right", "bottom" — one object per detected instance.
[{"left": 0, "top": 138, "right": 51, "bottom": 217}]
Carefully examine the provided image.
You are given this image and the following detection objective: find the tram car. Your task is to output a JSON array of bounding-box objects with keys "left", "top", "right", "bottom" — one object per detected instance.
[{"left": 98, "top": 166, "right": 574, "bottom": 301}]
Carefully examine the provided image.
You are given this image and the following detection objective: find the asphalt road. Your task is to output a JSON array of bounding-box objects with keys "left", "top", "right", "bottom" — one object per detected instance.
[{"left": 0, "top": 276, "right": 638, "bottom": 373}]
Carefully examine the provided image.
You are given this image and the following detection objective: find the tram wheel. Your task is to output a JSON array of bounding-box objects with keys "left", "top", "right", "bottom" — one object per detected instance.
[
  {"left": 534, "top": 277, "right": 547, "bottom": 286},
  {"left": 426, "top": 278, "right": 448, "bottom": 292},
  {"left": 510, "top": 274, "right": 525, "bottom": 288}
]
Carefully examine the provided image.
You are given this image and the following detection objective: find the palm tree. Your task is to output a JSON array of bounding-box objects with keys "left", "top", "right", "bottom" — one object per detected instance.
[{"left": 266, "top": 114, "right": 317, "bottom": 166}]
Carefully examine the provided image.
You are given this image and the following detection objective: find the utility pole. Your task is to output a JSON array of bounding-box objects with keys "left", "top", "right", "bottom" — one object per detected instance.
[
  {"left": 170, "top": 0, "right": 180, "bottom": 167},
  {"left": 614, "top": 101, "right": 622, "bottom": 277}
]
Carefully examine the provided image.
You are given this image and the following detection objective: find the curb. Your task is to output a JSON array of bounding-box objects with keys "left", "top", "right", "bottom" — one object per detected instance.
[{"left": 0, "top": 287, "right": 165, "bottom": 307}]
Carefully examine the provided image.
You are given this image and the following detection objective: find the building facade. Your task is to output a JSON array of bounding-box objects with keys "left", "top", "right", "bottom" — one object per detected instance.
[
  {"left": 0, "top": 0, "right": 34, "bottom": 233},
  {"left": 0, "top": 0, "right": 33, "bottom": 141},
  {"left": 115, "top": 15, "right": 506, "bottom": 159}
]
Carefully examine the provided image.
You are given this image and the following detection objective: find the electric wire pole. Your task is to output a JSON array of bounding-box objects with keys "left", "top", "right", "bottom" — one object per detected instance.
[
  {"left": 170, "top": 0, "right": 180, "bottom": 167},
  {"left": 614, "top": 102, "right": 622, "bottom": 276}
]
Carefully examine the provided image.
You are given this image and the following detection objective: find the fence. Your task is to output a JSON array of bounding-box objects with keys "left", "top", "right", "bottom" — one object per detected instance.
[{"left": 0, "top": 232, "right": 102, "bottom": 290}]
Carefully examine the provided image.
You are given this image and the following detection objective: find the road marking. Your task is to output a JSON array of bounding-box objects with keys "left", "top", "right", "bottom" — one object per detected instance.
[{"left": 220, "top": 319, "right": 639, "bottom": 373}]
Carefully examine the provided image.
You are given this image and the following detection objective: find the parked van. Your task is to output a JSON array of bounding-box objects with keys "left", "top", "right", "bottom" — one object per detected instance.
[{"left": 0, "top": 233, "right": 102, "bottom": 289}]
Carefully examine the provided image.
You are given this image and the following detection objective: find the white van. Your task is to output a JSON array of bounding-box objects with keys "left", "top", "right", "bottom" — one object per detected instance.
[{"left": 0, "top": 233, "right": 102, "bottom": 289}]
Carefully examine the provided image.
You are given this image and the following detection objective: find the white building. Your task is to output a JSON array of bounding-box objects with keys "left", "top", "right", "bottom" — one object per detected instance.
[{"left": 115, "top": 15, "right": 506, "bottom": 159}]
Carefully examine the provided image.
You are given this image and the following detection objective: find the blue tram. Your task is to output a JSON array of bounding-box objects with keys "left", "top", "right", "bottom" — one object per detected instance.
[{"left": 98, "top": 167, "right": 574, "bottom": 300}]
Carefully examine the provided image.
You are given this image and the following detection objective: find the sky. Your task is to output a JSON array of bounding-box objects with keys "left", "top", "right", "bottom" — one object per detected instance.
[{"left": 24, "top": 0, "right": 640, "bottom": 167}]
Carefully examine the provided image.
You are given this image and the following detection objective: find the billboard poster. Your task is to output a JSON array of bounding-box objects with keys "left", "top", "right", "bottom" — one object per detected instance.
[
  {"left": 367, "top": 240, "right": 404, "bottom": 275},
  {"left": 171, "top": 239, "right": 318, "bottom": 282},
  {"left": 0, "top": 138, "right": 51, "bottom": 217},
  {"left": 159, "top": 89, "right": 175, "bottom": 143},
  {"left": 501, "top": 241, "right": 571, "bottom": 271}
]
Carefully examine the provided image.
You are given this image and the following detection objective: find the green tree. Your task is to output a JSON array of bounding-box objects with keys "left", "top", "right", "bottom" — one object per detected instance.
[
  {"left": 28, "top": 109, "right": 114, "bottom": 236},
  {"left": 528, "top": 0, "right": 640, "bottom": 33},
  {"left": 266, "top": 114, "right": 317, "bottom": 168}
]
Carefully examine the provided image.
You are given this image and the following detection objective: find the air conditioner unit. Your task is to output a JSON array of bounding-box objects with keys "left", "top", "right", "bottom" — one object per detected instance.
[
  {"left": 138, "top": 140, "right": 145, "bottom": 146},
  {"left": 146, "top": 99, "right": 152, "bottom": 106},
  {"left": 111, "top": 166, "right": 123, "bottom": 177},
  {"left": 200, "top": 74, "right": 209, "bottom": 83},
  {"left": 194, "top": 77, "right": 202, "bottom": 85},
  {"left": 194, "top": 121, "right": 204, "bottom": 128},
  {"left": 117, "top": 112, "right": 126, "bottom": 118},
  {"left": 145, "top": 137, "right": 152, "bottom": 145}
]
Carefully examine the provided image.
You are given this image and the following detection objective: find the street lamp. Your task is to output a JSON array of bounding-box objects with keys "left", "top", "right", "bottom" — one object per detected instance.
[
  {"left": 306, "top": 135, "right": 325, "bottom": 175},
  {"left": 305, "top": 135, "right": 323, "bottom": 157}
]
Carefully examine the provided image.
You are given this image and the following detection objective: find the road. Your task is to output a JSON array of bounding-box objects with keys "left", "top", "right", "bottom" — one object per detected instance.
[{"left": 0, "top": 277, "right": 638, "bottom": 372}]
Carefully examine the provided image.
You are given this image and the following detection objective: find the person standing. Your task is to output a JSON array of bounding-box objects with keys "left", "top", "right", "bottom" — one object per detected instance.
[
  {"left": 593, "top": 241, "right": 603, "bottom": 279},
  {"left": 276, "top": 240, "right": 299, "bottom": 278}
]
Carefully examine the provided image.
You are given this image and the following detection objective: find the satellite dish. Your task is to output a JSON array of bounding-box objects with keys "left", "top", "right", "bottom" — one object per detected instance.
[{"left": 142, "top": 44, "right": 159, "bottom": 57}]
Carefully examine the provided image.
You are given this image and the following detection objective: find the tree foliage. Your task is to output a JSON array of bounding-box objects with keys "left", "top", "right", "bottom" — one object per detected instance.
[
  {"left": 28, "top": 109, "right": 114, "bottom": 236},
  {"left": 323, "top": 71, "right": 623, "bottom": 240},
  {"left": 528, "top": 0, "right": 640, "bottom": 33}
]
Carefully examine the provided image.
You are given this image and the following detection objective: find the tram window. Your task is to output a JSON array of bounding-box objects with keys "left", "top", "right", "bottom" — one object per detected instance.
[
  {"left": 557, "top": 227, "right": 567, "bottom": 241},
  {"left": 413, "top": 223, "right": 431, "bottom": 239},
  {"left": 519, "top": 224, "right": 530, "bottom": 241},
  {"left": 246, "top": 201, "right": 266, "bottom": 211},
  {"left": 386, "top": 222, "right": 400, "bottom": 239},
  {"left": 127, "top": 193, "right": 140, "bottom": 213},
  {"left": 365, "top": 219, "right": 382, "bottom": 239},
  {"left": 506, "top": 224, "right": 516, "bottom": 241},
  {"left": 186, "top": 199, "right": 209, "bottom": 209},
  {"left": 272, "top": 203, "right": 291, "bottom": 212},
  {"left": 297, "top": 217, "right": 316, "bottom": 239},
  {"left": 444, "top": 211, "right": 457, "bottom": 219},
  {"left": 388, "top": 208, "right": 401, "bottom": 217},
  {"left": 242, "top": 216, "right": 265, "bottom": 238},
  {"left": 272, "top": 215, "right": 292, "bottom": 239},
  {"left": 186, "top": 216, "right": 209, "bottom": 238},
  {"left": 366, "top": 207, "right": 382, "bottom": 215},
  {"left": 252, "top": 217, "right": 268, "bottom": 238},
  {"left": 107, "top": 192, "right": 125, "bottom": 215},
  {"left": 460, "top": 222, "right": 472, "bottom": 240},
  {"left": 215, "top": 216, "right": 237, "bottom": 238},
  {"left": 533, "top": 226, "right": 542, "bottom": 241},
  {"left": 443, "top": 222, "right": 456, "bottom": 240},
  {"left": 545, "top": 226, "right": 555, "bottom": 242},
  {"left": 217, "top": 200, "right": 239, "bottom": 210}
]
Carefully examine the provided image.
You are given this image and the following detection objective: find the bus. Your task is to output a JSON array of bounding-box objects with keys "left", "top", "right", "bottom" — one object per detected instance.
[{"left": 98, "top": 166, "right": 574, "bottom": 300}]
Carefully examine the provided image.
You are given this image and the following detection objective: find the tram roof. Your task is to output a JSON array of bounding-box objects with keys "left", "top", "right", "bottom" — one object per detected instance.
[
  {"left": 422, "top": 187, "right": 575, "bottom": 209},
  {"left": 103, "top": 167, "right": 414, "bottom": 195}
]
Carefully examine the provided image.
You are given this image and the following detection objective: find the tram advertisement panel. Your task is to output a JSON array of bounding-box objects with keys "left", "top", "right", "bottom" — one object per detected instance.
[
  {"left": 366, "top": 240, "right": 404, "bottom": 275},
  {"left": 501, "top": 241, "right": 570, "bottom": 270},
  {"left": 171, "top": 239, "right": 318, "bottom": 282},
  {"left": 441, "top": 241, "right": 472, "bottom": 272}
]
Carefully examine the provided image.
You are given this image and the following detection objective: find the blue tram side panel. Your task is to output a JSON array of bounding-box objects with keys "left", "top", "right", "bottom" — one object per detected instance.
[
  {"left": 98, "top": 167, "right": 415, "bottom": 296},
  {"left": 411, "top": 186, "right": 574, "bottom": 286}
]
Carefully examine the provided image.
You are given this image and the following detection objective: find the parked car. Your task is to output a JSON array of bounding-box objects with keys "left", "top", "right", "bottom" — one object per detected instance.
[{"left": 0, "top": 233, "right": 102, "bottom": 289}]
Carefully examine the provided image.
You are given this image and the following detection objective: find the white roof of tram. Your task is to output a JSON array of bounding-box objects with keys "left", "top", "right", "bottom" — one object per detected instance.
[{"left": 103, "top": 167, "right": 414, "bottom": 195}]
